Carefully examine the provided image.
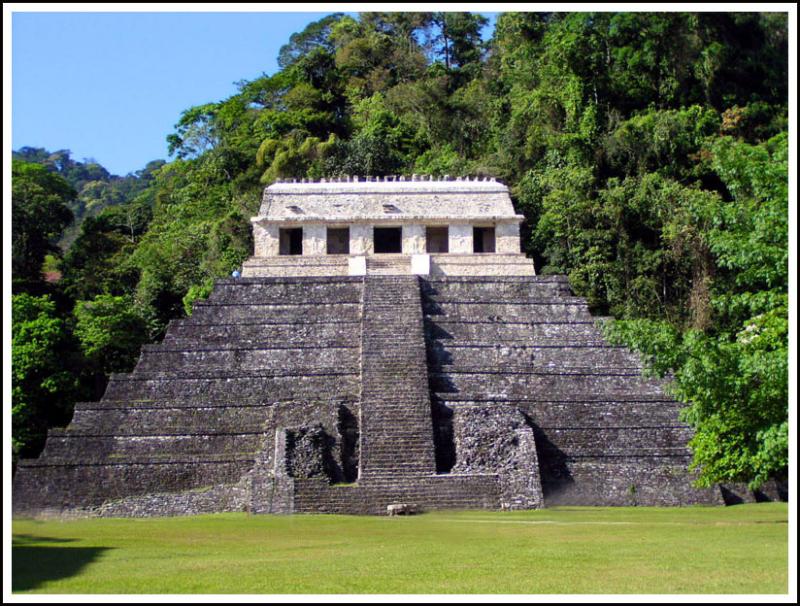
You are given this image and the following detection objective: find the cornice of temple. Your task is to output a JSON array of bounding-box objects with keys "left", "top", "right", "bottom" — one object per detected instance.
[{"left": 265, "top": 174, "right": 507, "bottom": 193}]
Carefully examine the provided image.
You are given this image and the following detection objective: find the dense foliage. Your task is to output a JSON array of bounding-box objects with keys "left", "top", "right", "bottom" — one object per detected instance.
[
  {"left": 12, "top": 147, "right": 164, "bottom": 250},
  {"left": 11, "top": 12, "right": 788, "bottom": 487},
  {"left": 11, "top": 160, "right": 75, "bottom": 293},
  {"left": 604, "top": 132, "right": 788, "bottom": 487},
  {"left": 11, "top": 293, "right": 82, "bottom": 458}
]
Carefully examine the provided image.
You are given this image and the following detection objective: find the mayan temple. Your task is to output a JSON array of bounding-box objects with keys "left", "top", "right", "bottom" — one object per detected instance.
[{"left": 14, "top": 175, "right": 728, "bottom": 517}]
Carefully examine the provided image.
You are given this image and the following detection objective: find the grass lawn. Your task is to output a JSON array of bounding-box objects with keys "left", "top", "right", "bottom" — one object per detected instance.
[{"left": 12, "top": 503, "right": 788, "bottom": 594}]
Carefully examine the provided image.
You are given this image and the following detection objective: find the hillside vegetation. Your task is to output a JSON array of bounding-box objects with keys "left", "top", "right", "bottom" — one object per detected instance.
[{"left": 11, "top": 12, "right": 788, "bottom": 490}]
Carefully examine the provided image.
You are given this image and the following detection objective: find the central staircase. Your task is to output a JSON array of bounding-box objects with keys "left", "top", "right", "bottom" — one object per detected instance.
[
  {"left": 292, "top": 275, "right": 502, "bottom": 514},
  {"left": 366, "top": 254, "right": 412, "bottom": 275},
  {"left": 359, "top": 276, "right": 437, "bottom": 476}
]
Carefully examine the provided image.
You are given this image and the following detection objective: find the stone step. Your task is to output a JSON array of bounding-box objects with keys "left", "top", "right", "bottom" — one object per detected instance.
[
  {"left": 361, "top": 442, "right": 436, "bottom": 453},
  {"left": 434, "top": 398, "right": 685, "bottom": 427},
  {"left": 291, "top": 474, "right": 502, "bottom": 514},
  {"left": 240, "top": 259, "right": 351, "bottom": 278},
  {"left": 39, "top": 433, "right": 264, "bottom": 462},
  {"left": 429, "top": 255, "right": 536, "bottom": 278},
  {"left": 163, "top": 321, "right": 359, "bottom": 347},
  {"left": 19, "top": 452, "right": 256, "bottom": 469},
  {"left": 13, "top": 459, "right": 253, "bottom": 510},
  {"left": 189, "top": 302, "right": 361, "bottom": 324},
  {"left": 430, "top": 371, "right": 667, "bottom": 398},
  {"left": 206, "top": 280, "right": 363, "bottom": 305},
  {"left": 539, "top": 461, "right": 722, "bottom": 507},
  {"left": 135, "top": 346, "right": 359, "bottom": 373},
  {"left": 215, "top": 276, "right": 363, "bottom": 284},
  {"left": 366, "top": 256, "right": 412, "bottom": 274},
  {"left": 427, "top": 343, "right": 642, "bottom": 369},
  {"left": 424, "top": 296, "right": 589, "bottom": 307},
  {"left": 534, "top": 426, "right": 695, "bottom": 453},
  {"left": 424, "top": 275, "right": 569, "bottom": 284},
  {"left": 423, "top": 301, "right": 594, "bottom": 321},
  {"left": 81, "top": 395, "right": 357, "bottom": 410},
  {"left": 120, "top": 366, "right": 360, "bottom": 379},
  {"left": 424, "top": 319, "right": 608, "bottom": 342},
  {"left": 367, "top": 260, "right": 412, "bottom": 268},
  {"left": 68, "top": 406, "right": 271, "bottom": 435},
  {"left": 432, "top": 365, "right": 648, "bottom": 376},
  {"left": 432, "top": 392, "right": 675, "bottom": 403},
  {"left": 103, "top": 373, "right": 359, "bottom": 401},
  {"left": 421, "top": 277, "right": 571, "bottom": 299}
]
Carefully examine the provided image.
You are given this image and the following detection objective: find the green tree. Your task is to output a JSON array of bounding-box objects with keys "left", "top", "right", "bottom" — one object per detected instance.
[
  {"left": 12, "top": 294, "right": 80, "bottom": 461},
  {"left": 74, "top": 294, "right": 149, "bottom": 376},
  {"left": 12, "top": 160, "right": 75, "bottom": 292},
  {"left": 606, "top": 133, "right": 788, "bottom": 488},
  {"left": 13, "top": 148, "right": 164, "bottom": 250},
  {"left": 278, "top": 13, "right": 344, "bottom": 69},
  {"left": 59, "top": 201, "right": 149, "bottom": 302},
  {"left": 429, "top": 12, "right": 488, "bottom": 72}
]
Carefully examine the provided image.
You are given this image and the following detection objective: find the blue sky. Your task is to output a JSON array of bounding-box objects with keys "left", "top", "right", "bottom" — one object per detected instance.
[{"left": 12, "top": 11, "right": 496, "bottom": 176}]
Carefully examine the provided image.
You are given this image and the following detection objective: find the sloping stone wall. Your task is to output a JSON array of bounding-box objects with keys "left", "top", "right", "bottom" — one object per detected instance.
[
  {"left": 421, "top": 276, "right": 724, "bottom": 507},
  {"left": 13, "top": 277, "right": 365, "bottom": 516}
]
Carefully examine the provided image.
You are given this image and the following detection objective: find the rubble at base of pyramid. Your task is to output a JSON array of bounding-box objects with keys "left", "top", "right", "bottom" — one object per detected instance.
[{"left": 13, "top": 177, "right": 784, "bottom": 518}]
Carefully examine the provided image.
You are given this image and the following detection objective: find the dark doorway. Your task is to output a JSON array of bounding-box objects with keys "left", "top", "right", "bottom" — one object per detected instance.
[
  {"left": 374, "top": 227, "right": 402, "bottom": 253},
  {"left": 432, "top": 401, "right": 456, "bottom": 473},
  {"left": 426, "top": 226, "right": 449, "bottom": 253},
  {"left": 327, "top": 227, "right": 350, "bottom": 254},
  {"left": 338, "top": 405, "right": 359, "bottom": 482},
  {"left": 279, "top": 228, "right": 303, "bottom": 255},
  {"left": 473, "top": 226, "right": 495, "bottom": 253}
]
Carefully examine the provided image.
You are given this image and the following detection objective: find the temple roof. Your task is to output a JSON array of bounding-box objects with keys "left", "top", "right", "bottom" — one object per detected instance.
[{"left": 254, "top": 177, "right": 522, "bottom": 223}]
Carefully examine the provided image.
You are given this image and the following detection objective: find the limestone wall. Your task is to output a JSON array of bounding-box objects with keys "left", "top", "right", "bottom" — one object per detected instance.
[
  {"left": 448, "top": 224, "right": 473, "bottom": 253},
  {"left": 253, "top": 223, "right": 279, "bottom": 257},
  {"left": 402, "top": 224, "right": 426, "bottom": 254},
  {"left": 496, "top": 223, "right": 521, "bottom": 254},
  {"left": 302, "top": 224, "right": 326, "bottom": 256},
  {"left": 242, "top": 256, "right": 350, "bottom": 277},
  {"left": 351, "top": 224, "right": 374, "bottom": 255}
]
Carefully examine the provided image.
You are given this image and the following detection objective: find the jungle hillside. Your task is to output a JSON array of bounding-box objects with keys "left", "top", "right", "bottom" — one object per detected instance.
[{"left": 11, "top": 12, "right": 789, "bottom": 491}]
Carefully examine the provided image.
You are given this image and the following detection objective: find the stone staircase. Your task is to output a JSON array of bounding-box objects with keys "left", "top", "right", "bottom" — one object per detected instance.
[
  {"left": 285, "top": 275, "right": 505, "bottom": 514},
  {"left": 366, "top": 255, "right": 411, "bottom": 275},
  {"left": 358, "top": 275, "right": 437, "bottom": 476},
  {"left": 292, "top": 474, "right": 500, "bottom": 515}
]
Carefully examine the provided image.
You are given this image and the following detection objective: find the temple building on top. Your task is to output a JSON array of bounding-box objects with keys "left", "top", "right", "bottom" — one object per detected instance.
[{"left": 243, "top": 175, "right": 535, "bottom": 277}]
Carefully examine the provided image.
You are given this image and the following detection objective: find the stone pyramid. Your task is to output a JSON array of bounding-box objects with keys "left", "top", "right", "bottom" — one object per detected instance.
[{"left": 13, "top": 273, "right": 723, "bottom": 517}]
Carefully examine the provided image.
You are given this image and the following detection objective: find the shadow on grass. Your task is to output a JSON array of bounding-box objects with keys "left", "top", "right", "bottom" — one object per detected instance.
[{"left": 12, "top": 535, "right": 111, "bottom": 592}]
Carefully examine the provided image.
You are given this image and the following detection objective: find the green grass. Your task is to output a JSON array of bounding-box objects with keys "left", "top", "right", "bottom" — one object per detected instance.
[{"left": 12, "top": 504, "right": 788, "bottom": 594}]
